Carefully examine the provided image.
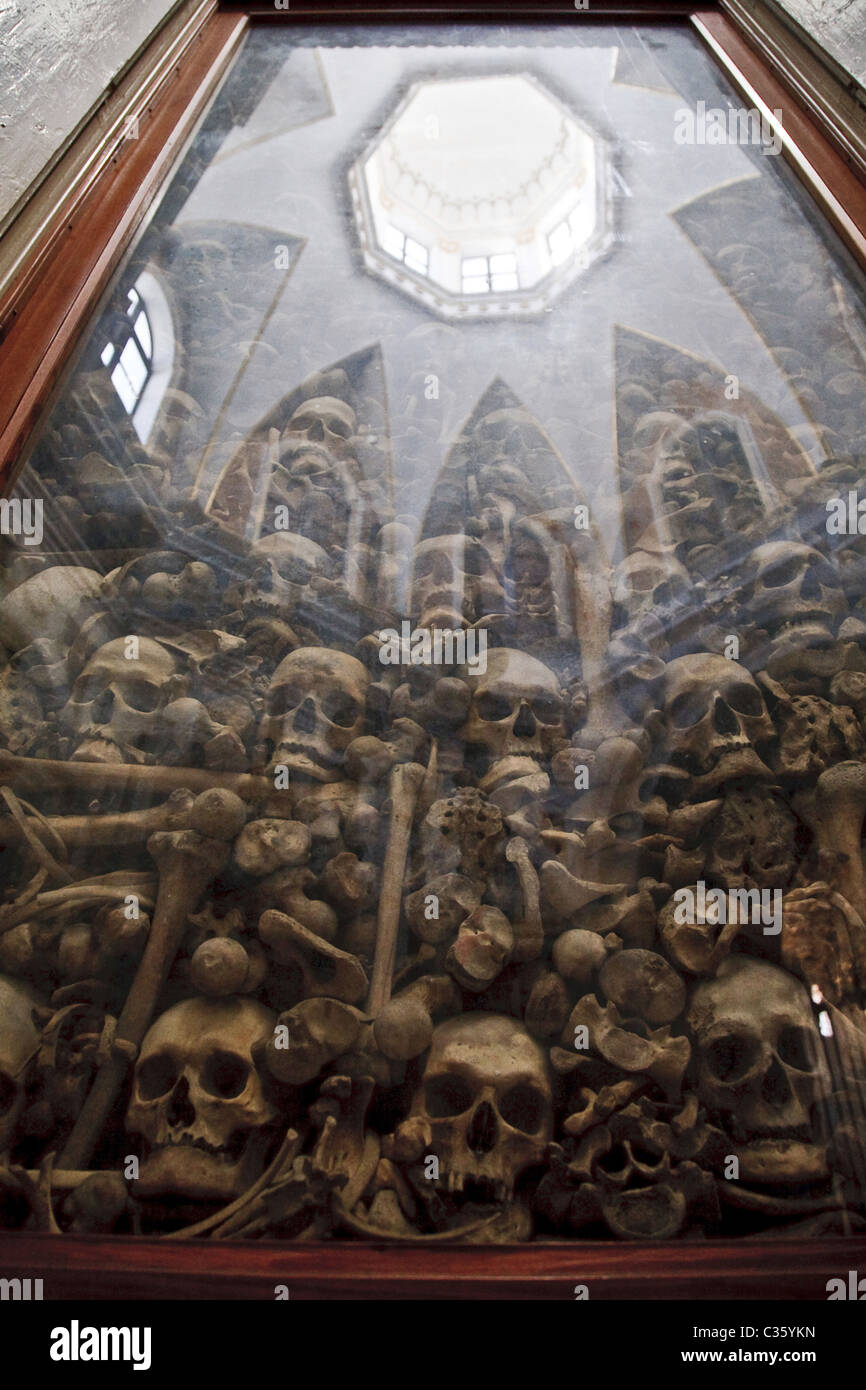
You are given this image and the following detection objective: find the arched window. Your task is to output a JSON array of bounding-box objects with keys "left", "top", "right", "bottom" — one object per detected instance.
[{"left": 101, "top": 271, "right": 174, "bottom": 444}]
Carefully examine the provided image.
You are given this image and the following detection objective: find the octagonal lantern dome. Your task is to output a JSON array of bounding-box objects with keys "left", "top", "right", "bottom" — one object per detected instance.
[{"left": 349, "top": 73, "right": 611, "bottom": 319}]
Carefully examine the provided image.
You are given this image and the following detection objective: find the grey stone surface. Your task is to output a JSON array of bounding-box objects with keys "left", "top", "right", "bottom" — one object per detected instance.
[
  {"left": 775, "top": 0, "right": 866, "bottom": 87},
  {"left": 0, "top": 0, "right": 180, "bottom": 229}
]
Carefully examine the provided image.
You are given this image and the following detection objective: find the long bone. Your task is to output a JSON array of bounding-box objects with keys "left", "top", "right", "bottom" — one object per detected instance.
[
  {"left": 801, "top": 762, "right": 866, "bottom": 920},
  {"left": 59, "top": 789, "right": 246, "bottom": 1170},
  {"left": 0, "top": 790, "right": 198, "bottom": 852},
  {"left": 0, "top": 750, "right": 270, "bottom": 802},
  {"left": 366, "top": 748, "right": 437, "bottom": 1017}
]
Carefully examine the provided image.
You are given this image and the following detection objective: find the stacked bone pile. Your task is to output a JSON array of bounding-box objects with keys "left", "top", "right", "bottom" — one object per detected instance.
[{"left": 0, "top": 367, "right": 865, "bottom": 1245}]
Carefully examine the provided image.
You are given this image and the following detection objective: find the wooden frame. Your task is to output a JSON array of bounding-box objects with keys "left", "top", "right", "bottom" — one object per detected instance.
[
  {"left": 1, "top": 0, "right": 865, "bottom": 1300},
  {"left": 0, "top": 2, "right": 247, "bottom": 487},
  {"left": 3, "top": 1229, "right": 866, "bottom": 1299}
]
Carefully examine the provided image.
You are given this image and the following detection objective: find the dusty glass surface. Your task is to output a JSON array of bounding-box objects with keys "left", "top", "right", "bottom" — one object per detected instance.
[{"left": 1, "top": 23, "right": 866, "bottom": 1244}]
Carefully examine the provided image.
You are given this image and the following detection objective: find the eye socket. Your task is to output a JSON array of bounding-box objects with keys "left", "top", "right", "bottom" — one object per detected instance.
[
  {"left": 476, "top": 693, "right": 513, "bottom": 722},
  {"left": 425, "top": 1075, "right": 474, "bottom": 1118},
  {"left": 724, "top": 683, "right": 764, "bottom": 717},
  {"left": 202, "top": 1051, "right": 250, "bottom": 1099},
  {"left": 322, "top": 416, "right": 352, "bottom": 439},
  {"left": 777, "top": 1025, "right": 818, "bottom": 1072},
  {"left": 0, "top": 1070, "right": 16, "bottom": 1118},
  {"left": 273, "top": 558, "right": 312, "bottom": 586},
  {"left": 123, "top": 681, "right": 161, "bottom": 713},
  {"left": 705, "top": 1033, "right": 760, "bottom": 1083},
  {"left": 762, "top": 558, "right": 803, "bottom": 588},
  {"left": 530, "top": 697, "right": 562, "bottom": 725},
  {"left": 74, "top": 675, "right": 108, "bottom": 702},
  {"left": 270, "top": 684, "right": 302, "bottom": 718},
  {"left": 498, "top": 1083, "right": 548, "bottom": 1135},
  {"left": 670, "top": 691, "right": 705, "bottom": 728},
  {"left": 412, "top": 554, "right": 436, "bottom": 580},
  {"left": 137, "top": 1053, "right": 179, "bottom": 1101},
  {"left": 323, "top": 695, "right": 360, "bottom": 728}
]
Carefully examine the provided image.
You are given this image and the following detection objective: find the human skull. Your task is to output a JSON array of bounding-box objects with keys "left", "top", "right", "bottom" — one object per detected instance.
[
  {"left": 687, "top": 958, "right": 830, "bottom": 1151},
  {"left": 406, "top": 1013, "right": 552, "bottom": 1201},
  {"left": 275, "top": 398, "right": 358, "bottom": 549},
  {"left": 126, "top": 996, "right": 279, "bottom": 1202},
  {"left": 239, "top": 532, "right": 331, "bottom": 621},
  {"left": 0, "top": 974, "right": 43, "bottom": 1154},
  {"left": 506, "top": 523, "right": 558, "bottom": 630},
  {"left": 612, "top": 550, "right": 691, "bottom": 629},
  {"left": 744, "top": 542, "right": 845, "bottom": 642},
  {"left": 264, "top": 647, "right": 368, "bottom": 782},
  {"left": 660, "top": 654, "right": 774, "bottom": 787},
  {"left": 461, "top": 648, "right": 564, "bottom": 763},
  {"left": 410, "top": 535, "right": 496, "bottom": 630},
  {"left": 0, "top": 566, "right": 102, "bottom": 652},
  {"left": 283, "top": 396, "right": 356, "bottom": 462},
  {"left": 61, "top": 638, "right": 179, "bottom": 764},
  {"left": 139, "top": 561, "right": 218, "bottom": 618}
]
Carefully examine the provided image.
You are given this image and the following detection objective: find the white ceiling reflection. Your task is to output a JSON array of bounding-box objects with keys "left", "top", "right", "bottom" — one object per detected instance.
[
  {"left": 350, "top": 74, "right": 609, "bottom": 316},
  {"left": 178, "top": 37, "right": 828, "bottom": 555}
]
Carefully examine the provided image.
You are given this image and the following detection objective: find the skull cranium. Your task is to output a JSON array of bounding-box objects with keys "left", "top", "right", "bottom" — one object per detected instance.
[
  {"left": 461, "top": 648, "right": 564, "bottom": 763},
  {"left": 403, "top": 1013, "right": 552, "bottom": 1202},
  {"left": 660, "top": 654, "right": 774, "bottom": 789},
  {"left": 239, "top": 532, "right": 331, "bottom": 622},
  {"left": 744, "top": 541, "right": 845, "bottom": 643},
  {"left": 61, "top": 638, "right": 180, "bottom": 765},
  {"left": 687, "top": 957, "right": 831, "bottom": 1179},
  {"left": 410, "top": 535, "right": 497, "bottom": 631},
  {"left": 0, "top": 974, "right": 43, "bottom": 1155},
  {"left": 263, "top": 647, "right": 368, "bottom": 783},
  {"left": 125, "top": 996, "right": 279, "bottom": 1202}
]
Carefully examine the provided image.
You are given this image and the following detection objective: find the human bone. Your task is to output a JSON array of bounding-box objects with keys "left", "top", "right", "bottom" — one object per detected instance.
[
  {"left": 0, "top": 974, "right": 43, "bottom": 1154},
  {"left": 410, "top": 534, "right": 498, "bottom": 630},
  {"left": 126, "top": 996, "right": 280, "bottom": 1201},
  {"left": 744, "top": 541, "right": 845, "bottom": 642},
  {"left": 659, "top": 653, "right": 774, "bottom": 788},
  {"left": 0, "top": 566, "right": 102, "bottom": 651},
  {"left": 397, "top": 1013, "right": 552, "bottom": 1201},
  {"left": 263, "top": 647, "right": 368, "bottom": 782},
  {"left": 60, "top": 637, "right": 180, "bottom": 764},
  {"left": 687, "top": 958, "right": 831, "bottom": 1157},
  {"left": 461, "top": 648, "right": 564, "bottom": 763}
]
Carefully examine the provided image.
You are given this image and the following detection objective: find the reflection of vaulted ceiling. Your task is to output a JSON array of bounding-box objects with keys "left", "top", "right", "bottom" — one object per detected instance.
[
  {"left": 30, "top": 28, "right": 866, "bottom": 578},
  {"left": 169, "top": 27, "right": 858, "bottom": 563}
]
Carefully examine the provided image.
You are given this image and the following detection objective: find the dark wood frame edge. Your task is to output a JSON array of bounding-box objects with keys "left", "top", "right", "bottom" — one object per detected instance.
[
  {"left": 0, "top": 7, "right": 248, "bottom": 485},
  {"left": 2, "top": 1229, "right": 865, "bottom": 1299}
]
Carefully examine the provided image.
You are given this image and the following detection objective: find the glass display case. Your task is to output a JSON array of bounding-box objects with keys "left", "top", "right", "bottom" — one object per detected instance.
[{"left": 1, "top": 1, "right": 865, "bottom": 1297}]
